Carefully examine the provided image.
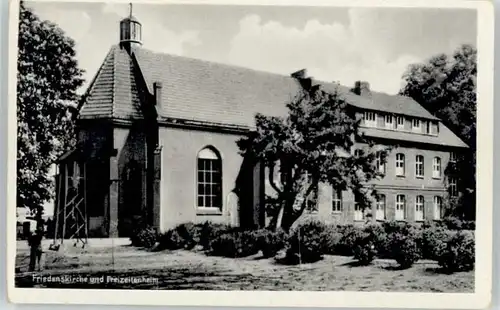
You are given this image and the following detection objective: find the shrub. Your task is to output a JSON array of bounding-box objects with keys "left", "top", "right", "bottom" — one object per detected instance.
[
  {"left": 209, "top": 230, "right": 260, "bottom": 258},
  {"left": 155, "top": 222, "right": 201, "bottom": 250},
  {"left": 382, "top": 221, "right": 418, "bottom": 235},
  {"left": 437, "top": 231, "right": 475, "bottom": 272},
  {"left": 420, "top": 226, "right": 454, "bottom": 260},
  {"left": 130, "top": 227, "right": 157, "bottom": 248},
  {"left": 387, "top": 228, "right": 421, "bottom": 269},
  {"left": 441, "top": 217, "right": 476, "bottom": 231},
  {"left": 443, "top": 216, "right": 463, "bottom": 230},
  {"left": 363, "top": 224, "right": 388, "bottom": 258},
  {"left": 335, "top": 225, "right": 364, "bottom": 256},
  {"left": 320, "top": 224, "right": 343, "bottom": 255},
  {"left": 255, "top": 228, "right": 288, "bottom": 258},
  {"left": 198, "top": 222, "right": 234, "bottom": 250},
  {"left": 462, "top": 221, "right": 476, "bottom": 231},
  {"left": 352, "top": 232, "right": 377, "bottom": 265},
  {"left": 284, "top": 220, "right": 327, "bottom": 264}
]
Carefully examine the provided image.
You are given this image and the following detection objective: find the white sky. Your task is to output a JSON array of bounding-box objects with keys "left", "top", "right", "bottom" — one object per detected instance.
[
  {"left": 27, "top": 2, "right": 477, "bottom": 95},
  {"left": 27, "top": 2, "right": 476, "bottom": 95}
]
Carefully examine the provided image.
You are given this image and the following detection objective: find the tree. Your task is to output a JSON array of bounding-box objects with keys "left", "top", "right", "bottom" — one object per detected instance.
[
  {"left": 400, "top": 44, "right": 476, "bottom": 219},
  {"left": 17, "top": 2, "right": 84, "bottom": 216},
  {"left": 237, "top": 78, "right": 387, "bottom": 232}
]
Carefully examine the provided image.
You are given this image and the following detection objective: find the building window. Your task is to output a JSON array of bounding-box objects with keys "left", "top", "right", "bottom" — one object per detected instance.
[
  {"left": 354, "top": 202, "right": 364, "bottom": 221},
  {"left": 395, "top": 194, "right": 406, "bottom": 220},
  {"left": 364, "top": 111, "right": 377, "bottom": 127},
  {"left": 415, "top": 155, "right": 424, "bottom": 178},
  {"left": 197, "top": 147, "right": 222, "bottom": 209},
  {"left": 354, "top": 149, "right": 362, "bottom": 157},
  {"left": 376, "top": 152, "right": 385, "bottom": 174},
  {"left": 332, "top": 189, "right": 342, "bottom": 213},
  {"left": 426, "top": 121, "right": 431, "bottom": 134},
  {"left": 385, "top": 115, "right": 393, "bottom": 129},
  {"left": 449, "top": 177, "right": 458, "bottom": 197},
  {"left": 450, "top": 152, "right": 457, "bottom": 163},
  {"left": 131, "top": 22, "right": 136, "bottom": 39},
  {"left": 397, "top": 116, "right": 405, "bottom": 129},
  {"left": 415, "top": 195, "right": 425, "bottom": 221},
  {"left": 376, "top": 195, "right": 386, "bottom": 221},
  {"left": 395, "top": 153, "right": 405, "bottom": 176},
  {"left": 433, "top": 196, "right": 443, "bottom": 220},
  {"left": 412, "top": 119, "right": 421, "bottom": 132},
  {"left": 432, "top": 157, "right": 441, "bottom": 178}
]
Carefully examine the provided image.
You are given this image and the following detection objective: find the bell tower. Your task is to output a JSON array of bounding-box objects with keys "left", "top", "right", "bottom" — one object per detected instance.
[{"left": 119, "top": 3, "right": 142, "bottom": 53}]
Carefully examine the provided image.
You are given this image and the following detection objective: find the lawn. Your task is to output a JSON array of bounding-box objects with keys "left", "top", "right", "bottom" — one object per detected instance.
[{"left": 15, "top": 240, "right": 474, "bottom": 292}]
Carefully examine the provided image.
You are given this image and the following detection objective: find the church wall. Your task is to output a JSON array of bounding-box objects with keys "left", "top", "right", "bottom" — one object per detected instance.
[
  {"left": 113, "top": 124, "right": 147, "bottom": 237},
  {"left": 158, "top": 126, "right": 252, "bottom": 231}
]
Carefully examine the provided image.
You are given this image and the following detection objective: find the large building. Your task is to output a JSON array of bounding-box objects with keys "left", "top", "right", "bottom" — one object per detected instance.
[{"left": 54, "top": 12, "right": 468, "bottom": 238}]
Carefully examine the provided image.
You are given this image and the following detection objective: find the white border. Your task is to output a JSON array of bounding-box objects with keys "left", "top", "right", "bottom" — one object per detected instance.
[{"left": 7, "top": 0, "right": 494, "bottom": 308}]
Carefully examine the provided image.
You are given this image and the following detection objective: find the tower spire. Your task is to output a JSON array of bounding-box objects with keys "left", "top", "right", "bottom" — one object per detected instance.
[{"left": 129, "top": 3, "right": 132, "bottom": 18}]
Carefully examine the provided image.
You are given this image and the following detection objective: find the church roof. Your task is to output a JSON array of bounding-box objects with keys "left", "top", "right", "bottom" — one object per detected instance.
[
  {"left": 79, "top": 46, "right": 142, "bottom": 119},
  {"left": 133, "top": 47, "right": 439, "bottom": 125},
  {"left": 78, "top": 45, "right": 467, "bottom": 148}
]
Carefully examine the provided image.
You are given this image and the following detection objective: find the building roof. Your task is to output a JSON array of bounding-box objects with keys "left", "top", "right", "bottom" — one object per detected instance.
[
  {"left": 79, "top": 46, "right": 142, "bottom": 119},
  {"left": 360, "top": 127, "right": 469, "bottom": 148},
  {"left": 78, "top": 45, "right": 466, "bottom": 148},
  {"left": 133, "top": 47, "right": 439, "bottom": 125}
]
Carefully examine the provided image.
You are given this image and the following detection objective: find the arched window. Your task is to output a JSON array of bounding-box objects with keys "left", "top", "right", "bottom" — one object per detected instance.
[
  {"left": 415, "top": 155, "right": 424, "bottom": 177},
  {"left": 332, "top": 189, "right": 342, "bottom": 213},
  {"left": 395, "top": 153, "right": 405, "bottom": 176},
  {"left": 395, "top": 194, "right": 406, "bottom": 220},
  {"left": 376, "top": 151, "right": 385, "bottom": 174},
  {"left": 432, "top": 157, "right": 441, "bottom": 178},
  {"left": 197, "top": 147, "right": 222, "bottom": 209},
  {"left": 433, "top": 196, "right": 443, "bottom": 220},
  {"left": 415, "top": 195, "right": 425, "bottom": 221},
  {"left": 376, "top": 194, "right": 386, "bottom": 221}
]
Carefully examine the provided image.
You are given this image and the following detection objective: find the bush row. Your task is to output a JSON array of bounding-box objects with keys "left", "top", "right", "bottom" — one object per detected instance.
[{"left": 130, "top": 220, "right": 474, "bottom": 273}]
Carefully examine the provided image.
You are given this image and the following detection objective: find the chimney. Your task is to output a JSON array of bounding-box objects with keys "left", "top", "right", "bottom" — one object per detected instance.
[
  {"left": 291, "top": 69, "right": 313, "bottom": 91},
  {"left": 352, "top": 81, "right": 371, "bottom": 97},
  {"left": 153, "top": 82, "right": 162, "bottom": 107}
]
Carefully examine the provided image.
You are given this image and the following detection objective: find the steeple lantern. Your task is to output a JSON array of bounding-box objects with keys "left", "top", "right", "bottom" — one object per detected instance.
[{"left": 119, "top": 3, "right": 142, "bottom": 53}]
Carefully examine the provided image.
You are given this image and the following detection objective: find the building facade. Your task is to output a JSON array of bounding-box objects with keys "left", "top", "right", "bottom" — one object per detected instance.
[{"left": 54, "top": 12, "right": 468, "bottom": 238}]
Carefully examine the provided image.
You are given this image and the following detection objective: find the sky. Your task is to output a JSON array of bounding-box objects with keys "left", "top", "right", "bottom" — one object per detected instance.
[{"left": 27, "top": 2, "right": 477, "bottom": 95}]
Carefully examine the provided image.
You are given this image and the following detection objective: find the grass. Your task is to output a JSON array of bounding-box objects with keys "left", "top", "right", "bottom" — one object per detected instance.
[{"left": 15, "top": 241, "right": 474, "bottom": 292}]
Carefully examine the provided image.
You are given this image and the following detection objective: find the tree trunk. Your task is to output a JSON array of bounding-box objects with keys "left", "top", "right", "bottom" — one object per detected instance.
[{"left": 276, "top": 198, "right": 304, "bottom": 232}]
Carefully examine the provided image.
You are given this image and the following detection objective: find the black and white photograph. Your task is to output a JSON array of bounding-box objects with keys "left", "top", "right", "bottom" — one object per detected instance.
[{"left": 7, "top": 0, "right": 493, "bottom": 307}]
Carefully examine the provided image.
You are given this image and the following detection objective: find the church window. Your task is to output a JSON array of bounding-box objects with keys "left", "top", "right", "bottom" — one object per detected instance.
[{"left": 197, "top": 147, "right": 222, "bottom": 209}]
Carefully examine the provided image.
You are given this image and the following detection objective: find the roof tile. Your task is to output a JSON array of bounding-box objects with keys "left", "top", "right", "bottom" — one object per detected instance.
[{"left": 79, "top": 45, "right": 466, "bottom": 148}]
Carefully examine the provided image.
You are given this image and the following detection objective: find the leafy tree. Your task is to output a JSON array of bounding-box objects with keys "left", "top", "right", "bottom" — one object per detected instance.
[
  {"left": 17, "top": 2, "right": 84, "bottom": 216},
  {"left": 400, "top": 44, "right": 476, "bottom": 220},
  {"left": 238, "top": 78, "right": 387, "bottom": 231}
]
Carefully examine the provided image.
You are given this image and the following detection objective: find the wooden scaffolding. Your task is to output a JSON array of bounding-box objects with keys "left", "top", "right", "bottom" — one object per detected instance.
[{"left": 50, "top": 150, "right": 88, "bottom": 250}]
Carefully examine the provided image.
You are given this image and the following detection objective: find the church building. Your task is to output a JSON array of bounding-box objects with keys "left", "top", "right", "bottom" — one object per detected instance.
[{"left": 54, "top": 10, "right": 468, "bottom": 238}]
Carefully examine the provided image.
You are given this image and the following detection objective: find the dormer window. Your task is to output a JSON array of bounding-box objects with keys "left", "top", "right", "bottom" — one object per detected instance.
[
  {"left": 397, "top": 116, "right": 405, "bottom": 130},
  {"left": 412, "top": 119, "right": 421, "bottom": 132},
  {"left": 385, "top": 115, "right": 393, "bottom": 129},
  {"left": 429, "top": 121, "right": 439, "bottom": 135},
  {"left": 364, "top": 112, "right": 377, "bottom": 127}
]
